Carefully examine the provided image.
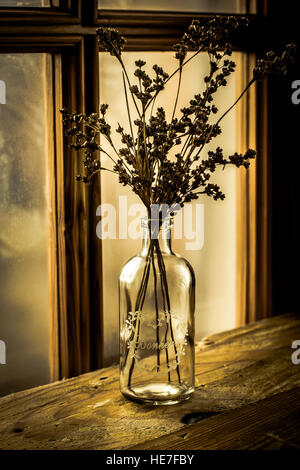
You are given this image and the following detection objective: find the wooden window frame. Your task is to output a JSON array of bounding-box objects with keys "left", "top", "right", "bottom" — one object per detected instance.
[{"left": 0, "top": 0, "right": 274, "bottom": 381}]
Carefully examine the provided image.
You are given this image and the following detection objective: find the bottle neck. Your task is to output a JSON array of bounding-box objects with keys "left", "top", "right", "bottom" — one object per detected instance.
[{"left": 141, "top": 218, "right": 173, "bottom": 255}]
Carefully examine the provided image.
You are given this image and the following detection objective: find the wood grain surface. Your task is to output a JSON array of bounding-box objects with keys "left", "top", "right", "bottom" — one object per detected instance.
[
  {"left": 131, "top": 387, "right": 300, "bottom": 450},
  {"left": 0, "top": 313, "right": 299, "bottom": 450}
]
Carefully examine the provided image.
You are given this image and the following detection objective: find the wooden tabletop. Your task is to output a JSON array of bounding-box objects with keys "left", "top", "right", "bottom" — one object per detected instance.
[{"left": 0, "top": 313, "right": 299, "bottom": 450}]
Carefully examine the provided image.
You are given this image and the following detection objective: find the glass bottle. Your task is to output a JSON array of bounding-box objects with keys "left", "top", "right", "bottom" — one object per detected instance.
[{"left": 119, "top": 217, "right": 195, "bottom": 405}]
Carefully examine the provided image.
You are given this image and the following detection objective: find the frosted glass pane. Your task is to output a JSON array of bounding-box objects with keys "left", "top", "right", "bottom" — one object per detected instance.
[
  {"left": 99, "top": 51, "right": 242, "bottom": 363},
  {"left": 98, "top": 0, "right": 246, "bottom": 13},
  {"left": 0, "top": 1, "right": 50, "bottom": 6},
  {"left": 0, "top": 54, "right": 51, "bottom": 396}
]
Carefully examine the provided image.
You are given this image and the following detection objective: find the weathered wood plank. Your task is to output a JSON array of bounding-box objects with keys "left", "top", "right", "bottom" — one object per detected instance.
[
  {"left": 0, "top": 314, "right": 299, "bottom": 450},
  {"left": 130, "top": 387, "right": 300, "bottom": 450}
]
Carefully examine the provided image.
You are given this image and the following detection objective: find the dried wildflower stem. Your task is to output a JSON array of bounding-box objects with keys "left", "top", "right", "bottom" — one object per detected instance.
[
  {"left": 150, "top": 94, "right": 157, "bottom": 121},
  {"left": 195, "top": 78, "right": 256, "bottom": 160},
  {"left": 171, "top": 66, "right": 183, "bottom": 122},
  {"left": 126, "top": 229, "right": 181, "bottom": 387},
  {"left": 125, "top": 216, "right": 182, "bottom": 387},
  {"left": 181, "top": 52, "right": 225, "bottom": 164},
  {"left": 155, "top": 239, "right": 181, "bottom": 384},
  {"left": 124, "top": 240, "right": 153, "bottom": 370},
  {"left": 122, "top": 72, "right": 136, "bottom": 157},
  {"left": 159, "top": 262, "right": 171, "bottom": 383},
  {"left": 151, "top": 254, "right": 160, "bottom": 373},
  {"left": 144, "top": 48, "right": 203, "bottom": 113},
  {"left": 127, "top": 249, "right": 152, "bottom": 387},
  {"left": 111, "top": 47, "right": 142, "bottom": 119}
]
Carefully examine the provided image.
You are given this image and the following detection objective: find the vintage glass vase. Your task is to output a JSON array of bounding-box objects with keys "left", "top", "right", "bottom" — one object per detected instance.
[{"left": 119, "top": 217, "right": 195, "bottom": 405}]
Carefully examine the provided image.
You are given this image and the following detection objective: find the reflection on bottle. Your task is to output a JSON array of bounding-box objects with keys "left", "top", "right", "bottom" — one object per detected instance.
[
  {"left": 0, "top": 80, "right": 6, "bottom": 105},
  {"left": 0, "top": 340, "right": 6, "bottom": 365}
]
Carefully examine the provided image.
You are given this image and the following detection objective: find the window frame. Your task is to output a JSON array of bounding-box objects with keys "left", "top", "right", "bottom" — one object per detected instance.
[{"left": 0, "top": 0, "right": 273, "bottom": 381}]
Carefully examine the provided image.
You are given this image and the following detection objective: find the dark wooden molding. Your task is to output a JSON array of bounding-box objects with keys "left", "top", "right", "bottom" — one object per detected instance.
[
  {"left": 96, "top": 10, "right": 263, "bottom": 51},
  {"left": 235, "top": 51, "right": 273, "bottom": 325},
  {"left": 57, "top": 40, "right": 90, "bottom": 378},
  {"left": 236, "top": 1, "right": 273, "bottom": 323},
  {"left": 56, "top": 35, "right": 103, "bottom": 378},
  {"left": 251, "top": 0, "right": 272, "bottom": 320},
  {"left": 48, "top": 53, "right": 61, "bottom": 382},
  {"left": 254, "top": 76, "right": 273, "bottom": 320},
  {"left": 0, "top": 4, "right": 287, "bottom": 53},
  {"left": 0, "top": 9, "right": 80, "bottom": 25},
  {"left": 84, "top": 34, "right": 104, "bottom": 371},
  {"left": 236, "top": 53, "right": 258, "bottom": 326},
  {"left": 97, "top": 9, "right": 254, "bottom": 25},
  {"left": 0, "top": 0, "right": 81, "bottom": 24},
  {"left": 0, "top": 12, "right": 79, "bottom": 25},
  {"left": 0, "top": 36, "right": 82, "bottom": 53}
]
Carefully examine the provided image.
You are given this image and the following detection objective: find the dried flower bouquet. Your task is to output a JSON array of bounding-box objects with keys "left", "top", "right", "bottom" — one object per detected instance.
[{"left": 62, "top": 16, "right": 295, "bottom": 390}]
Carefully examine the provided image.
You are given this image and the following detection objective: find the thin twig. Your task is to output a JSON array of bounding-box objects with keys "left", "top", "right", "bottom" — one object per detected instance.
[
  {"left": 152, "top": 254, "right": 161, "bottom": 373},
  {"left": 194, "top": 77, "right": 256, "bottom": 159},
  {"left": 145, "top": 48, "right": 204, "bottom": 112},
  {"left": 171, "top": 66, "right": 183, "bottom": 122},
  {"left": 122, "top": 71, "right": 136, "bottom": 158}
]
